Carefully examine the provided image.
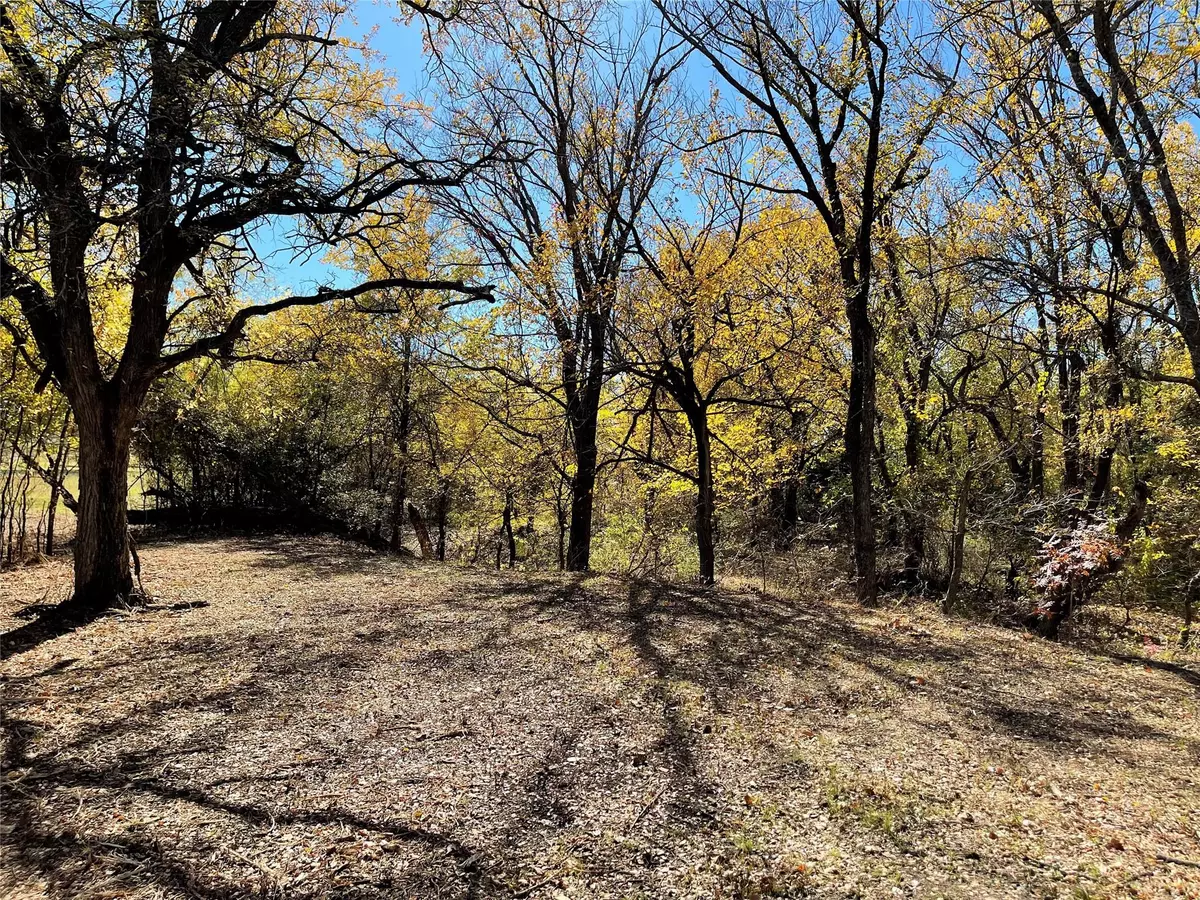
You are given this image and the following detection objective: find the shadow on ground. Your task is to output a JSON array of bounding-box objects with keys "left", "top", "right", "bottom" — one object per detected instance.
[{"left": 2, "top": 535, "right": 1197, "bottom": 899}]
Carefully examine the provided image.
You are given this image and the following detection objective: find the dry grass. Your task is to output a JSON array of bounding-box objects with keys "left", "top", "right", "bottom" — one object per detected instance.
[{"left": 2, "top": 535, "right": 1198, "bottom": 899}]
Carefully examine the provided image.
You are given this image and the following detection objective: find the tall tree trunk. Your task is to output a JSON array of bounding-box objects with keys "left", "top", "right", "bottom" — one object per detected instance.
[
  {"left": 566, "top": 408, "right": 599, "bottom": 572},
  {"left": 390, "top": 335, "right": 412, "bottom": 552},
  {"left": 564, "top": 305, "right": 607, "bottom": 573},
  {"left": 502, "top": 487, "right": 516, "bottom": 569},
  {"left": 64, "top": 402, "right": 134, "bottom": 617},
  {"left": 845, "top": 283, "right": 878, "bottom": 605},
  {"left": 435, "top": 478, "right": 448, "bottom": 562},
  {"left": 556, "top": 482, "right": 567, "bottom": 572},
  {"left": 888, "top": 237, "right": 933, "bottom": 583},
  {"left": 1032, "top": 300, "right": 1051, "bottom": 499},
  {"left": 900, "top": 409, "right": 925, "bottom": 583},
  {"left": 691, "top": 409, "right": 716, "bottom": 586},
  {"left": 1088, "top": 305, "right": 1125, "bottom": 511}
]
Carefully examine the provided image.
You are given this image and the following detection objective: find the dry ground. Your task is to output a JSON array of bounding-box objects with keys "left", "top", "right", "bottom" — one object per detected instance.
[{"left": 1, "top": 535, "right": 1199, "bottom": 900}]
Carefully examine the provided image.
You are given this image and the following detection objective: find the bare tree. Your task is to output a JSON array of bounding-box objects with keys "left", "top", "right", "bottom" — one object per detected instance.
[
  {"left": 429, "top": 0, "right": 686, "bottom": 571},
  {"left": 1031, "top": 0, "right": 1200, "bottom": 396}
]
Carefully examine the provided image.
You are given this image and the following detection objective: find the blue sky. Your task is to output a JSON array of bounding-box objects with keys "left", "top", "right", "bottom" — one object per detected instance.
[{"left": 255, "top": 1, "right": 730, "bottom": 296}]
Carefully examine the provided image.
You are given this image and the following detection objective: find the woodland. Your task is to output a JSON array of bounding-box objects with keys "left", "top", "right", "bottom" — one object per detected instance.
[{"left": 2, "top": 1, "right": 1200, "bottom": 898}]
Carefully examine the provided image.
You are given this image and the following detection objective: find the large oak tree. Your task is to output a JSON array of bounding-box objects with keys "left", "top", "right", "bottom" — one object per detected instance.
[{"left": 0, "top": 0, "right": 490, "bottom": 615}]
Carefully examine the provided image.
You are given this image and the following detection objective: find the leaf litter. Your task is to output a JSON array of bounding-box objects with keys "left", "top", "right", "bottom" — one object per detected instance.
[{"left": 2, "top": 534, "right": 1198, "bottom": 899}]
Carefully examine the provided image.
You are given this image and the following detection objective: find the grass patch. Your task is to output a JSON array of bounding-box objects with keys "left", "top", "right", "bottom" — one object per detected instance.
[{"left": 821, "top": 766, "right": 924, "bottom": 838}]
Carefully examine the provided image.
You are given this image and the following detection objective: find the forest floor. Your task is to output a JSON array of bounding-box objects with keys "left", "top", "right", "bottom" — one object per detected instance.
[{"left": 2, "top": 535, "right": 1199, "bottom": 900}]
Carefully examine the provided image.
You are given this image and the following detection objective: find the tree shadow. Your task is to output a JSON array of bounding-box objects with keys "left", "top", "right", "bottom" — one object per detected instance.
[
  {"left": 0, "top": 656, "right": 76, "bottom": 683},
  {"left": 0, "top": 577, "right": 621, "bottom": 898},
  {"left": 3, "top": 555, "right": 1194, "bottom": 898},
  {"left": 2, "top": 717, "right": 497, "bottom": 900},
  {"left": 1094, "top": 650, "right": 1200, "bottom": 692},
  {"left": 2, "top": 610, "right": 99, "bottom": 660},
  {"left": 468, "top": 574, "right": 1181, "bottom": 753},
  {"left": 237, "top": 533, "right": 412, "bottom": 579}
]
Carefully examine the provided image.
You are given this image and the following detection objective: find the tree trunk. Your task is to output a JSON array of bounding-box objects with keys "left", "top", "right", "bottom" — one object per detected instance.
[
  {"left": 845, "top": 284, "right": 878, "bottom": 605},
  {"left": 1057, "top": 341, "right": 1083, "bottom": 499},
  {"left": 888, "top": 236, "right": 930, "bottom": 583},
  {"left": 900, "top": 407, "right": 925, "bottom": 584},
  {"left": 390, "top": 335, "right": 412, "bottom": 552},
  {"left": 407, "top": 501, "right": 434, "bottom": 560},
  {"left": 770, "top": 410, "right": 805, "bottom": 548},
  {"left": 44, "top": 407, "right": 72, "bottom": 556},
  {"left": 45, "top": 485, "right": 59, "bottom": 556},
  {"left": 1032, "top": 301, "right": 1051, "bottom": 499},
  {"left": 691, "top": 410, "right": 716, "bottom": 586},
  {"left": 63, "top": 406, "right": 134, "bottom": 617},
  {"left": 566, "top": 413, "right": 598, "bottom": 572},
  {"left": 435, "top": 479, "right": 448, "bottom": 562},
  {"left": 1031, "top": 401, "right": 1046, "bottom": 498},
  {"left": 502, "top": 488, "right": 516, "bottom": 569},
  {"left": 1088, "top": 307, "right": 1126, "bottom": 511},
  {"left": 943, "top": 466, "right": 972, "bottom": 612},
  {"left": 556, "top": 482, "right": 568, "bottom": 572}
]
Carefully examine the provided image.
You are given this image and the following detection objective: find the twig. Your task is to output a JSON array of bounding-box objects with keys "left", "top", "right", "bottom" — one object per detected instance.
[
  {"left": 512, "top": 874, "right": 558, "bottom": 898},
  {"left": 1157, "top": 853, "right": 1200, "bottom": 869},
  {"left": 631, "top": 784, "right": 668, "bottom": 828}
]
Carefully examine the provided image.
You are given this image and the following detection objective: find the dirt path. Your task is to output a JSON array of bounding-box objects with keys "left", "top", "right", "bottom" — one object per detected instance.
[{"left": 2, "top": 536, "right": 1198, "bottom": 899}]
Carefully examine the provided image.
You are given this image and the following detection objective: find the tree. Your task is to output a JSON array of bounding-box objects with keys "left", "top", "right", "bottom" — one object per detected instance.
[
  {"left": 1029, "top": 0, "right": 1200, "bottom": 397},
  {"left": 613, "top": 142, "right": 837, "bottom": 583},
  {"left": 947, "top": 3, "right": 1166, "bottom": 510},
  {"left": 656, "top": 0, "right": 956, "bottom": 602},
  {"left": 428, "top": 0, "right": 685, "bottom": 571},
  {"left": 875, "top": 191, "right": 958, "bottom": 582},
  {"left": 0, "top": 0, "right": 491, "bottom": 616}
]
